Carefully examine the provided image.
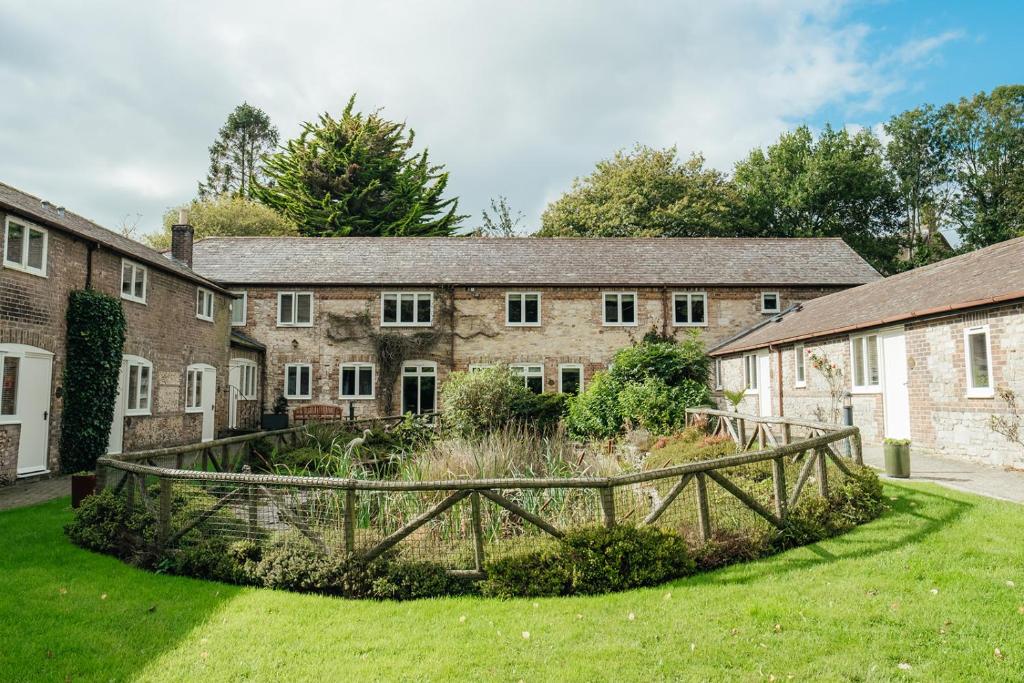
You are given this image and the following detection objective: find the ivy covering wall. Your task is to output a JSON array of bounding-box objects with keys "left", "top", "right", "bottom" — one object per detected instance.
[{"left": 60, "top": 289, "right": 126, "bottom": 473}]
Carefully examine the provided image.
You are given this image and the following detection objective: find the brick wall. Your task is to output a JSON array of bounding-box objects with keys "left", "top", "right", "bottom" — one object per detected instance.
[{"left": 0, "top": 424, "right": 19, "bottom": 484}]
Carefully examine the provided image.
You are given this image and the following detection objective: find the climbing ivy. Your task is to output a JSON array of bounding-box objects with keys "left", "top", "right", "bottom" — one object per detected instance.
[{"left": 60, "top": 289, "right": 126, "bottom": 473}]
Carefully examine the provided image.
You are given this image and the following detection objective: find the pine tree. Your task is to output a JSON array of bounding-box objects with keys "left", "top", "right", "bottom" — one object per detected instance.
[{"left": 198, "top": 103, "right": 279, "bottom": 199}]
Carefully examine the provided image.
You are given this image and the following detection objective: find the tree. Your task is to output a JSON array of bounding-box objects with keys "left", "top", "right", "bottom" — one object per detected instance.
[
  {"left": 938, "top": 85, "right": 1024, "bottom": 249},
  {"left": 198, "top": 103, "right": 279, "bottom": 199},
  {"left": 733, "top": 125, "right": 905, "bottom": 273},
  {"left": 473, "top": 196, "right": 524, "bottom": 236},
  {"left": 254, "top": 95, "right": 464, "bottom": 237},
  {"left": 146, "top": 195, "right": 298, "bottom": 250},
  {"left": 537, "top": 146, "right": 747, "bottom": 237}
]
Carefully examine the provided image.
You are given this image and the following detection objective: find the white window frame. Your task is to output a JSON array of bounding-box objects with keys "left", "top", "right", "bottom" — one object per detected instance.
[
  {"left": 401, "top": 361, "right": 438, "bottom": 415},
  {"left": 558, "top": 363, "right": 584, "bottom": 394},
  {"left": 185, "top": 365, "right": 205, "bottom": 413},
  {"left": 850, "top": 333, "right": 881, "bottom": 393},
  {"left": 506, "top": 292, "right": 542, "bottom": 327},
  {"left": 963, "top": 325, "right": 994, "bottom": 398},
  {"left": 277, "top": 292, "right": 314, "bottom": 327},
  {"left": 511, "top": 363, "right": 545, "bottom": 393},
  {"left": 794, "top": 344, "right": 806, "bottom": 388},
  {"left": 3, "top": 216, "right": 48, "bottom": 277},
  {"left": 381, "top": 292, "right": 434, "bottom": 327},
  {"left": 714, "top": 358, "right": 723, "bottom": 391},
  {"left": 196, "top": 287, "right": 215, "bottom": 322},
  {"left": 123, "top": 356, "right": 153, "bottom": 416},
  {"left": 672, "top": 291, "right": 708, "bottom": 327},
  {"left": 230, "top": 291, "right": 247, "bottom": 326},
  {"left": 339, "top": 362, "right": 375, "bottom": 400},
  {"left": 468, "top": 363, "right": 495, "bottom": 372},
  {"left": 743, "top": 353, "right": 759, "bottom": 394},
  {"left": 761, "top": 291, "right": 781, "bottom": 314},
  {"left": 232, "top": 359, "right": 258, "bottom": 400},
  {"left": 120, "top": 258, "right": 148, "bottom": 304},
  {"left": 602, "top": 292, "right": 638, "bottom": 327},
  {"left": 284, "top": 363, "right": 312, "bottom": 400}
]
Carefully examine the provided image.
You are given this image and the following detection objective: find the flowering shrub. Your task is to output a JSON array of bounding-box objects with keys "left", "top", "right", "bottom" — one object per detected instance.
[{"left": 807, "top": 348, "right": 845, "bottom": 423}]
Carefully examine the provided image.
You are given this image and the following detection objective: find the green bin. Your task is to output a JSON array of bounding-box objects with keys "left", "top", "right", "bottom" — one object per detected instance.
[{"left": 883, "top": 439, "right": 911, "bottom": 478}]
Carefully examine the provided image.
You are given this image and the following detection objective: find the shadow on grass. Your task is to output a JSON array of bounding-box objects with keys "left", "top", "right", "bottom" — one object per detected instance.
[
  {"left": 0, "top": 497, "right": 241, "bottom": 682},
  {"left": 679, "top": 482, "right": 974, "bottom": 588}
]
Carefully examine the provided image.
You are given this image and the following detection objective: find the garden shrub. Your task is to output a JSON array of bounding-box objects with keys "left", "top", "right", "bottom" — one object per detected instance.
[
  {"left": 442, "top": 366, "right": 567, "bottom": 436},
  {"left": 167, "top": 536, "right": 251, "bottom": 584},
  {"left": 691, "top": 527, "right": 775, "bottom": 571},
  {"left": 565, "top": 371, "right": 622, "bottom": 439},
  {"left": 59, "top": 289, "right": 126, "bottom": 473},
  {"left": 609, "top": 332, "right": 708, "bottom": 387},
  {"left": 618, "top": 377, "right": 710, "bottom": 435},
  {"left": 64, "top": 488, "right": 153, "bottom": 558},
  {"left": 644, "top": 429, "right": 737, "bottom": 469},
  {"left": 481, "top": 546, "right": 572, "bottom": 598},
  {"left": 371, "top": 560, "right": 478, "bottom": 600},
  {"left": 511, "top": 391, "right": 568, "bottom": 433},
  {"left": 779, "top": 466, "right": 885, "bottom": 548},
  {"left": 244, "top": 534, "right": 347, "bottom": 593}
]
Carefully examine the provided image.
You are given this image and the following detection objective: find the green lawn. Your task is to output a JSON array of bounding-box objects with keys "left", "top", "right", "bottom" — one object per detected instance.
[{"left": 1, "top": 483, "right": 1022, "bottom": 682}]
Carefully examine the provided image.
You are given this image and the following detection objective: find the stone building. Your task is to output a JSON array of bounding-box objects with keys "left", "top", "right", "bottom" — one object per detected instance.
[
  {"left": 710, "top": 237, "right": 1024, "bottom": 468},
  {"left": 0, "top": 182, "right": 236, "bottom": 484},
  {"left": 188, "top": 236, "right": 879, "bottom": 420}
]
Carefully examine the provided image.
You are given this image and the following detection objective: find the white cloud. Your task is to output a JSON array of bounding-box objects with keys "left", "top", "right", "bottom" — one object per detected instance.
[{"left": 0, "top": 0, "right": 961, "bottom": 237}]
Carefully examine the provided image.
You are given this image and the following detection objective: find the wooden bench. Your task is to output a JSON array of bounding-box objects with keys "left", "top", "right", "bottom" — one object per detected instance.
[{"left": 292, "top": 404, "right": 348, "bottom": 424}]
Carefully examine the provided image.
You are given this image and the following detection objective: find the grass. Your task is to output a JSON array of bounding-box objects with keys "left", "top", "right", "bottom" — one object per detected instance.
[{"left": 2, "top": 484, "right": 1023, "bottom": 681}]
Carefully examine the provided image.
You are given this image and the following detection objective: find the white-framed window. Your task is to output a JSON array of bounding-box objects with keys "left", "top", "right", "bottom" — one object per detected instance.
[
  {"left": 603, "top": 292, "right": 637, "bottom": 326},
  {"left": 713, "top": 358, "right": 723, "bottom": 390},
  {"left": 284, "top": 363, "right": 312, "bottom": 399},
  {"left": 511, "top": 363, "right": 544, "bottom": 394},
  {"left": 3, "top": 217, "right": 47, "bottom": 277},
  {"left": 278, "top": 292, "right": 313, "bottom": 327},
  {"left": 743, "top": 353, "right": 758, "bottom": 393},
  {"left": 0, "top": 353, "right": 20, "bottom": 417},
  {"left": 381, "top": 292, "right": 433, "bottom": 326},
  {"left": 232, "top": 360, "right": 258, "bottom": 400},
  {"left": 120, "top": 259, "right": 148, "bottom": 304},
  {"left": 340, "top": 362, "right": 375, "bottom": 399},
  {"left": 468, "top": 364, "right": 495, "bottom": 372},
  {"left": 185, "top": 365, "right": 204, "bottom": 412},
  {"left": 401, "top": 361, "right": 437, "bottom": 415},
  {"left": 761, "top": 292, "right": 780, "bottom": 314},
  {"left": 558, "top": 364, "right": 583, "bottom": 394},
  {"left": 673, "top": 292, "right": 707, "bottom": 327},
  {"left": 850, "top": 333, "right": 880, "bottom": 391},
  {"left": 506, "top": 292, "right": 541, "bottom": 326},
  {"left": 124, "top": 357, "right": 153, "bottom": 416},
  {"left": 230, "top": 291, "right": 247, "bottom": 326},
  {"left": 964, "top": 325, "right": 994, "bottom": 398},
  {"left": 794, "top": 344, "right": 806, "bottom": 388},
  {"left": 196, "top": 287, "right": 214, "bottom": 322}
]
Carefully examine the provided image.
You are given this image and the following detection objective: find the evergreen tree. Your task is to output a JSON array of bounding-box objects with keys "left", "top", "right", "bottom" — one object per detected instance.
[{"left": 198, "top": 103, "right": 279, "bottom": 199}]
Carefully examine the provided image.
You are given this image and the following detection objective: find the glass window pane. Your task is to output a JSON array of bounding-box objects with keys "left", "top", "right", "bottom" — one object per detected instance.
[
  {"left": 674, "top": 296, "right": 688, "bottom": 324},
  {"left": 138, "top": 367, "right": 150, "bottom": 409},
  {"left": 604, "top": 295, "right": 618, "bottom": 323},
  {"left": 524, "top": 295, "right": 539, "bottom": 323},
  {"left": 134, "top": 268, "right": 145, "bottom": 299},
  {"left": 866, "top": 336, "right": 879, "bottom": 385},
  {"left": 127, "top": 366, "right": 139, "bottom": 410},
  {"left": 196, "top": 291, "right": 204, "bottom": 316},
  {"left": 420, "top": 377, "right": 436, "bottom": 412},
  {"left": 358, "top": 367, "right": 373, "bottom": 396},
  {"left": 287, "top": 367, "right": 297, "bottom": 396},
  {"left": 526, "top": 376, "right": 543, "bottom": 394},
  {"left": 416, "top": 295, "right": 431, "bottom": 323},
  {"left": 400, "top": 294, "right": 414, "bottom": 323},
  {"left": 621, "top": 295, "right": 635, "bottom": 324},
  {"left": 691, "top": 295, "right": 705, "bottom": 324},
  {"left": 27, "top": 229, "right": 45, "bottom": 269},
  {"left": 122, "top": 263, "right": 132, "bottom": 295},
  {"left": 296, "top": 294, "right": 311, "bottom": 323},
  {"left": 299, "top": 367, "right": 310, "bottom": 396},
  {"left": 383, "top": 296, "right": 397, "bottom": 323},
  {"left": 853, "top": 338, "right": 865, "bottom": 386},
  {"left": 969, "top": 332, "right": 990, "bottom": 388},
  {"left": 561, "top": 368, "right": 580, "bottom": 394},
  {"left": 231, "top": 295, "right": 245, "bottom": 324},
  {"left": 280, "top": 294, "right": 293, "bottom": 324},
  {"left": 5, "top": 223, "right": 24, "bottom": 264},
  {"left": 403, "top": 377, "right": 418, "bottom": 414},
  {"left": 796, "top": 348, "right": 805, "bottom": 382},
  {"left": 508, "top": 296, "right": 522, "bottom": 323},
  {"left": 1, "top": 357, "right": 19, "bottom": 415},
  {"left": 341, "top": 367, "right": 355, "bottom": 396}
]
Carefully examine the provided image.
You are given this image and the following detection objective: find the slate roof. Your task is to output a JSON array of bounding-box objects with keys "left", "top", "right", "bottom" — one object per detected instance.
[
  {"left": 712, "top": 236, "right": 1024, "bottom": 356},
  {"left": 190, "top": 236, "right": 881, "bottom": 287},
  {"left": 0, "top": 181, "right": 227, "bottom": 293}
]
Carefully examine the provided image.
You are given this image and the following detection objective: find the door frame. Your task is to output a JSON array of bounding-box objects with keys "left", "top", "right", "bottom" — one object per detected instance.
[
  {"left": 187, "top": 363, "right": 217, "bottom": 442},
  {"left": 879, "top": 327, "right": 912, "bottom": 440},
  {"left": 0, "top": 344, "right": 54, "bottom": 476},
  {"left": 400, "top": 361, "right": 437, "bottom": 415}
]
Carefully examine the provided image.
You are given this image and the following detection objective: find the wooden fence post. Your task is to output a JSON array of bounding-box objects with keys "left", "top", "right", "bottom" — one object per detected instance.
[
  {"left": 757, "top": 424, "right": 766, "bottom": 449},
  {"left": 344, "top": 488, "right": 356, "bottom": 556},
  {"left": 737, "top": 419, "right": 746, "bottom": 447},
  {"left": 782, "top": 423, "right": 791, "bottom": 445},
  {"left": 470, "top": 492, "right": 485, "bottom": 572},
  {"left": 695, "top": 473, "right": 711, "bottom": 542},
  {"left": 815, "top": 449, "right": 829, "bottom": 497},
  {"left": 771, "top": 456, "right": 787, "bottom": 519},
  {"left": 125, "top": 473, "right": 136, "bottom": 514},
  {"left": 600, "top": 487, "right": 616, "bottom": 528},
  {"left": 851, "top": 431, "right": 863, "bottom": 465},
  {"left": 158, "top": 478, "right": 172, "bottom": 546}
]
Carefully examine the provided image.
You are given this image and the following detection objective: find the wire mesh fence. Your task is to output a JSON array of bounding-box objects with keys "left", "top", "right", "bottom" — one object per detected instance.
[{"left": 97, "top": 410, "right": 863, "bottom": 574}]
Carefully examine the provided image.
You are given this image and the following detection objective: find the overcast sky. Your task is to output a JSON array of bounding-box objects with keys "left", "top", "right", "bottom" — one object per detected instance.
[{"left": 0, "top": 1, "right": 1019, "bottom": 238}]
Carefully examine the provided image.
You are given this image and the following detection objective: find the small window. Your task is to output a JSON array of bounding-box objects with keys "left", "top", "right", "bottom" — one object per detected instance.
[
  {"left": 381, "top": 292, "right": 433, "bottom": 326},
  {"left": 185, "top": 366, "right": 204, "bottom": 411},
  {"left": 125, "top": 358, "right": 153, "bottom": 416},
  {"left": 603, "top": 292, "right": 637, "bottom": 326},
  {"left": 0, "top": 355, "right": 20, "bottom": 416},
  {"left": 511, "top": 364, "right": 544, "bottom": 394},
  {"left": 713, "top": 358, "right": 723, "bottom": 390},
  {"left": 196, "top": 288, "right": 215, "bottom": 322},
  {"left": 794, "top": 344, "right": 806, "bottom": 387},
  {"left": 284, "top": 363, "right": 312, "bottom": 399},
  {"left": 761, "top": 292, "right": 780, "bottom": 314},
  {"left": 278, "top": 292, "right": 313, "bottom": 327},
  {"left": 468, "top": 364, "right": 495, "bottom": 372},
  {"left": 232, "top": 360, "right": 258, "bottom": 400},
  {"left": 964, "top": 325, "right": 993, "bottom": 398},
  {"left": 230, "top": 291, "right": 247, "bottom": 326},
  {"left": 673, "top": 292, "right": 707, "bottom": 327},
  {"left": 506, "top": 293, "right": 541, "bottom": 326},
  {"left": 340, "top": 363, "right": 374, "bottom": 399},
  {"left": 850, "top": 334, "right": 880, "bottom": 390},
  {"left": 3, "top": 217, "right": 47, "bottom": 277},
  {"left": 558, "top": 364, "right": 583, "bottom": 394},
  {"left": 120, "top": 259, "right": 148, "bottom": 304},
  {"left": 744, "top": 354, "right": 758, "bottom": 392}
]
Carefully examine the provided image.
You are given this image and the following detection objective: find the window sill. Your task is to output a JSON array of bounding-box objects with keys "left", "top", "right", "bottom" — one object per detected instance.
[
  {"left": 277, "top": 322, "right": 314, "bottom": 328},
  {"left": 185, "top": 406, "right": 203, "bottom": 414},
  {"left": 672, "top": 322, "right": 708, "bottom": 328},
  {"left": 506, "top": 322, "right": 542, "bottom": 328},
  {"left": 761, "top": 310, "right": 781, "bottom": 316},
  {"left": 794, "top": 382, "right": 806, "bottom": 389},
  {"left": 284, "top": 395, "right": 312, "bottom": 401},
  {"left": 231, "top": 322, "right": 247, "bottom": 327},
  {"left": 196, "top": 316, "right": 214, "bottom": 323},
  {"left": 340, "top": 395, "right": 375, "bottom": 401},
  {"left": 380, "top": 322, "right": 433, "bottom": 328},
  {"left": 121, "top": 294, "right": 147, "bottom": 305},
  {"left": 602, "top": 322, "right": 638, "bottom": 328},
  {"left": 2, "top": 261, "right": 47, "bottom": 278},
  {"left": 850, "top": 386, "right": 881, "bottom": 395},
  {"left": 125, "top": 410, "right": 152, "bottom": 417},
  {"left": 966, "top": 390, "right": 995, "bottom": 399}
]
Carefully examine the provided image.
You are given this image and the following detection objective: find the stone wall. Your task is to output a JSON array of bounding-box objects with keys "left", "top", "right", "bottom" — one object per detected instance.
[{"left": 0, "top": 424, "right": 19, "bottom": 484}]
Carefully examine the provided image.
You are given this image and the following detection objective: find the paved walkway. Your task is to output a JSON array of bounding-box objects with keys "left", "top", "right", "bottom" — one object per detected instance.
[
  {"left": 862, "top": 446, "right": 1024, "bottom": 504},
  {"left": 0, "top": 475, "right": 70, "bottom": 511}
]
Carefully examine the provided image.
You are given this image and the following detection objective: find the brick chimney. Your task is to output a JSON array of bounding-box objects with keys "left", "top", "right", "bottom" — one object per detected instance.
[{"left": 171, "top": 208, "right": 194, "bottom": 268}]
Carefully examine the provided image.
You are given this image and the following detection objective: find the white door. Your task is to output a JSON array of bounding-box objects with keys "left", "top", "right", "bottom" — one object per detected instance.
[
  {"left": 200, "top": 366, "right": 216, "bottom": 442},
  {"left": 1, "top": 346, "right": 53, "bottom": 476},
  {"left": 881, "top": 329, "right": 911, "bottom": 439},
  {"left": 757, "top": 351, "right": 772, "bottom": 417},
  {"left": 107, "top": 361, "right": 127, "bottom": 455},
  {"left": 228, "top": 363, "right": 241, "bottom": 429}
]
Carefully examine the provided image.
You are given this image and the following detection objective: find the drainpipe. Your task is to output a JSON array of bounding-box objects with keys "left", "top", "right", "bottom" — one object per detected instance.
[{"left": 85, "top": 242, "right": 98, "bottom": 289}]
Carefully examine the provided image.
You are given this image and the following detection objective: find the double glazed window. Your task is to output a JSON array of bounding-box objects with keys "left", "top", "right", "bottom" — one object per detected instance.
[
  {"left": 278, "top": 292, "right": 313, "bottom": 327},
  {"left": 235, "top": 361, "right": 258, "bottom": 400},
  {"left": 794, "top": 344, "right": 806, "bottom": 387},
  {"left": 743, "top": 354, "right": 758, "bottom": 391},
  {"left": 603, "top": 292, "right": 637, "bottom": 326},
  {"left": 121, "top": 259, "right": 148, "bottom": 304},
  {"left": 340, "top": 363, "right": 374, "bottom": 399},
  {"left": 402, "top": 362, "right": 437, "bottom": 415},
  {"left": 3, "top": 217, "right": 47, "bottom": 277},
  {"left": 511, "top": 364, "right": 544, "bottom": 394},
  {"left": 230, "top": 291, "right": 247, "bottom": 326},
  {"left": 382, "top": 292, "right": 433, "bottom": 326},
  {"left": 125, "top": 359, "right": 152, "bottom": 415},
  {"left": 196, "top": 288, "right": 214, "bottom": 321},
  {"left": 185, "top": 366, "right": 204, "bottom": 411},
  {"left": 851, "top": 334, "right": 880, "bottom": 390},
  {"left": 284, "top": 364, "right": 312, "bottom": 399},
  {"left": 0, "top": 355, "right": 19, "bottom": 416},
  {"left": 673, "top": 292, "right": 707, "bottom": 326},
  {"left": 964, "top": 325, "right": 993, "bottom": 397},
  {"left": 558, "top": 364, "right": 583, "bottom": 394},
  {"left": 507, "top": 293, "right": 541, "bottom": 326}
]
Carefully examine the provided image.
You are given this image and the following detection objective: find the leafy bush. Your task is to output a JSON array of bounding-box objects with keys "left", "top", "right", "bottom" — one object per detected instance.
[
  {"left": 691, "top": 527, "right": 775, "bottom": 571},
  {"left": 371, "top": 560, "right": 478, "bottom": 600},
  {"left": 167, "top": 536, "right": 251, "bottom": 584},
  {"left": 644, "top": 429, "right": 737, "bottom": 469},
  {"left": 481, "top": 546, "right": 571, "bottom": 598},
  {"left": 565, "top": 371, "right": 623, "bottom": 439},
  {"left": 780, "top": 466, "right": 885, "bottom": 547},
  {"left": 64, "top": 488, "right": 153, "bottom": 557},
  {"left": 244, "top": 535, "right": 347, "bottom": 593},
  {"left": 618, "top": 377, "right": 710, "bottom": 435},
  {"left": 511, "top": 391, "right": 568, "bottom": 433},
  {"left": 442, "top": 366, "right": 567, "bottom": 436},
  {"left": 608, "top": 332, "right": 708, "bottom": 387}
]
